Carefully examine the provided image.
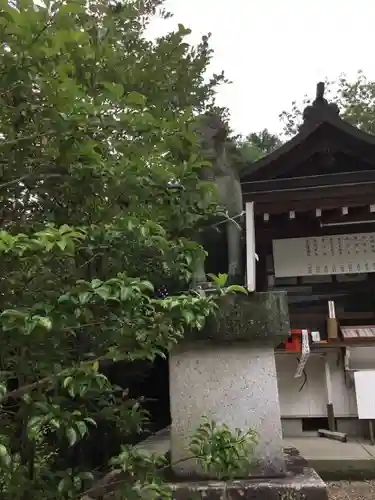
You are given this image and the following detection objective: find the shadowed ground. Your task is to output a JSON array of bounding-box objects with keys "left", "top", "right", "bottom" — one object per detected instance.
[{"left": 328, "top": 480, "right": 375, "bottom": 499}]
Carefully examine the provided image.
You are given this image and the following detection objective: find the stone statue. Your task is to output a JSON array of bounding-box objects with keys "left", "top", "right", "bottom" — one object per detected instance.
[{"left": 191, "top": 113, "right": 244, "bottom": 288}]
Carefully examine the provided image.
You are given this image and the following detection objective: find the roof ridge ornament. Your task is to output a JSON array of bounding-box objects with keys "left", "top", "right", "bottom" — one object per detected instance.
[
  {"left": 316, "top": 81, "right": 325, "bottom": 100},
  {"left": 301, "top": 82, "right": 340, "bottom": 130}
]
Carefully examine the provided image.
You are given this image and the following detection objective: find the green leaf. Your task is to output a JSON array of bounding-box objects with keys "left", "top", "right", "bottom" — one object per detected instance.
[
  {"left": 84, "top": 417, "right": 97, "bottom": 427},
  {"left": 95, "top": 286, "right": 111, "bottom": 300},
  {"left": 66, "top": 427, "right": 77, "bottom": 446},
  {"left": 1, "top": 309, "right": 26, "bottom": 318},
  {"left": 0, "top": 383, "right": 7, "bottom": 399},
  {"left": 56, "top": 239, "right": 67, "bottom": 251},
  {"left": 120, "top": 286, "right": 131, "bottom": 301},
  {"left": 57, "top": 477, "right": 70, "bottom": 493},
  {"left": 225, "top": 285, "right": 248, "bottom": 295},
  {"left": 58, "top": 294, "right": 73, "bottom": 304},
  {"left": 182, "top": 310, "right": 195, "bottom": 325},
  {"left": 75, "top": 420, "right": 88, "bottom": 438},
  {"left": 140, "top": 280, "right": 154, "bottom": 292},
  {"left": 59, "top": 1, "right": 85, "bottom": 15},
  {"left": 103, "top": 82, "right": 124, "bottom": 99},
  {"left": 0, "top": 444, "right": 10, "bottom": 467},
  {"left": 91, "top": 279, "right": 102, "bottom": 289},
  {"left": 78, "top": 471, "right": 94, "bottom": 480},
  {"left": 27, "top": 415, "right": 44, "bottom": 439},
  {"left": 126, "top": 91, "right": 146, "bottom": 106},
  {"left": 208, "top": 273, "right": 228, "bottom": 288},
  {"left": 0, "top": 10, "right": 15, "bottom": 23},
  {"left": 38, "top": 316, "right": 53, "bottom": 330},
  {"left": 68, "top": 384, "right": 76, "bottom": 398},
  {"left": 50, "top": 418, "right": 60, "bottom": 429},
  {"left": 78, "top": 291, "right": 91, "bottom": 304},
  {"left": 78, "top": 383, "right": 88, "bottom": 397},
  {"left": 63, "top": 376, "right": 73, "bottom": 389}
]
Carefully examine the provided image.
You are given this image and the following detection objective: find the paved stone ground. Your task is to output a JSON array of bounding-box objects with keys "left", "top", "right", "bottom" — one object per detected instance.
[
  {"left": 283, "top": 438, "right": 375, "bottom": 461},
  {"left": 135, "top": 431, "right": 375, "bottom": 497},
  {"left": 328, "top": 480, "right": 375, "bottom": 499}
]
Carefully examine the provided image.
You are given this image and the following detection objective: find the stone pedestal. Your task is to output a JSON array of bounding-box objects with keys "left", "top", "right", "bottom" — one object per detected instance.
[
  {"left": 169, "top": 449, "right": 329, "bottom": 500},
  {"left": 169, "top": 291, "right": 290, "bottom": 479},
  {"left": 170, "top": 345, "right": 285, "bottom": 477}
]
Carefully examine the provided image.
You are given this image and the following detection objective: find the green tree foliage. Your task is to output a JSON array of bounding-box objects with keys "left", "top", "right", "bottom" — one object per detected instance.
[
  {"left": 280, "top": 71, "right": 375, "bottom": 137},
  {"left": 0, "top": 0, "right": 254, "bottom": 497},
  {"left": 228, "top": 129, "right": 282, "bottom": 171},
  {"left": 243, "top": 129, "right": 282, "bottom": 157}
]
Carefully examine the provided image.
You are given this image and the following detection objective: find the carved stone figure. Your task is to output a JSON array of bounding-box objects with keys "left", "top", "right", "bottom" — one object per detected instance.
[{"left": 191, "top": 113, "right": 244, "bottom": 288}]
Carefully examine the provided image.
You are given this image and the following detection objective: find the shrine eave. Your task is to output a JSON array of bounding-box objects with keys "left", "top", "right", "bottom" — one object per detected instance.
[{"left": 239, "top": 115, "right": 375, "bottom": 184}]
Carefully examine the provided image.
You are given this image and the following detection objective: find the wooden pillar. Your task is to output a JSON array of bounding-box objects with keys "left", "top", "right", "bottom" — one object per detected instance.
[
  {"left": 325, "top": 355, "right": 336, "bottom": 431},
  {"left": 246, "top": 201, "right": 256, "bottom": 292}
]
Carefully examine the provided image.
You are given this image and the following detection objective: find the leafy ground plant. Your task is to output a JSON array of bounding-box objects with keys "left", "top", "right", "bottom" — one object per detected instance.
[
  {"left": 190, "top": 418, "right": 259, "bottom": 480},
  {"left": 79, "top": 419, "right": 258, "bottom": 499}
]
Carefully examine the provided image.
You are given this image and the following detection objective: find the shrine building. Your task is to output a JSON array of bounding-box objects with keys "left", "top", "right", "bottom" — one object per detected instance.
[{"left": 240, "top": 82, "right": 375, "bottom": 441}]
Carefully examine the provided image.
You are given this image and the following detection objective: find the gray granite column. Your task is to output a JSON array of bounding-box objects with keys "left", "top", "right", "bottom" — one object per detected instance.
[{"left": 169, "top": 291, "right": 290, "bottom": 479}]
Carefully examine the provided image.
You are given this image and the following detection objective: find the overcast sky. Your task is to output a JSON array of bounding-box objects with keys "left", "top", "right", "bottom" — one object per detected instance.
[{"left": 147, "top": 0, "right": 375, "bottom": 137}]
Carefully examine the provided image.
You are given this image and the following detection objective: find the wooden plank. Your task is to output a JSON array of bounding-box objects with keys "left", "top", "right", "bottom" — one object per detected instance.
[
  {"left": 318, "top": 429, "right": 347, "bottom": 442},
  {"left": 256, "top": 217, "right": 375, "bottom": 239},
  {"left": 248, "top": 187, "right": 375, "bottom": 211},
  {"left": 369, "top": 420, "right": 375, "bottom": 446},
  {"left": 325, "top": 357, "right": 336, "bottom": 431},
  {"left": 275, "top": 339, "right": 375, "bottom": 353},
  {"left": 327, "top": 404, "right": 336, "bottom": 433},
  {"left": 242, "top": 169, "right": 375, "bottom": 194}
]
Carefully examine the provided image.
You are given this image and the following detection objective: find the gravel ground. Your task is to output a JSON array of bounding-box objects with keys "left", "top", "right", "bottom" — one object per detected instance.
[{"left": 328, "top": 480, "right": 375, "bottom": 499}]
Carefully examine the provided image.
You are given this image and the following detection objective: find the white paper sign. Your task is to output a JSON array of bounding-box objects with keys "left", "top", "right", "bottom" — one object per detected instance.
[
  {"left": 294, "top": 330, "right": 310, "bottom": 378},
  {"left": 273, "top": 232, "right": 375, "bottom": 278},
  {"left": 354, "top": 370, "right": 375, "bottom": 419}
]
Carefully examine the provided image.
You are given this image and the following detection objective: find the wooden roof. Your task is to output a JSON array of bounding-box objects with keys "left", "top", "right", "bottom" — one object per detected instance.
[{"left": 240, "top": 83, "right": 375, "bottom": 206}]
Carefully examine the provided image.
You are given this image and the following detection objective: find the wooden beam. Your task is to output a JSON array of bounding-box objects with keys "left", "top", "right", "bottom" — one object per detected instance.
[
  {"left": 242, "top": 169, "right": 375, "bottom": 194},
  {"left": 318, "top": 429, "right": 347, "bottom": 442},
  {"left": 325, "top": 356, "right": 336, "bottom": 432},
  {"left": 255, "top": 212, "right": 375, "bottom": 240},
  {"left": 245, "top": 202, "right": 256, "bottom": 292},
  {"left": 246, "top": 183, "right": 375, "bottom": 206},
  {"left": 369, "top": 421, "right": 375, "bottom": 445},
  {"left": 252, "top": 190, "right": 375, "bottom": 215}
]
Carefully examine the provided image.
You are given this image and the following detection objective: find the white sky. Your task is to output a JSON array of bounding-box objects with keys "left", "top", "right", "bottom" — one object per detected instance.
[{"left": 147, "top": 0, "right": 375, "bottom": 137}]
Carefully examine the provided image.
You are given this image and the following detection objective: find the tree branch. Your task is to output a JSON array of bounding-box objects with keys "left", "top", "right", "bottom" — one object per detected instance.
[
  {"left": 0, "top": 130, "right": 54, "bottom": 149},
  {"left": 79, "top": 455, "right": 197, "bottom": 500},
  {"left": 79, "top": 439, "right": 251, "bottom": 499},
  {"left": 1, "top": 354, "right": 113, "bottom": 403},
  {"left": 0, "top": 172, "right": 62, "bottom": 190}
]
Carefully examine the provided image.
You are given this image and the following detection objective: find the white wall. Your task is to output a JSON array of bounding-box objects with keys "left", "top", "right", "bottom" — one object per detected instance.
[
  {"left": 276, "top": 353, "right": 323, "bottom": 417},
  {"left": 274, "top": 348, "right": 375, "bottom": 418},
  {"left": 348, "top": 346, "right": 375, "bottom": 370}
]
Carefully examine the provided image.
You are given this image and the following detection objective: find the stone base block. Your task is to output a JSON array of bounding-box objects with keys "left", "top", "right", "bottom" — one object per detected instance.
[
  {"left": 170, "top": 346, "right": 285, "bottom": 478},
  {"left": 169, "top": 470, "right": 327, "bottom": 500},
  {"left": 168, "top": 449, "right": 328, "bottom": 500}
]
